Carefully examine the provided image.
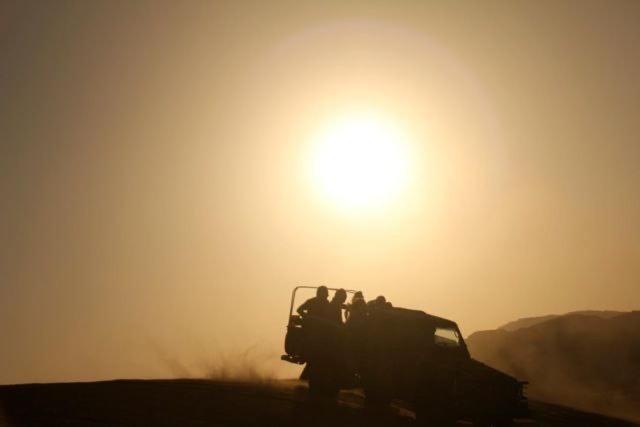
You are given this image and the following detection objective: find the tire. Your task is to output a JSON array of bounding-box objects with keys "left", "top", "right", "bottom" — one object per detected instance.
[
  {"left": 493, "top": 417, "right": 513, "bottom": 427},
  {"left": 307, "top": 362, "right": 339, "bottom": 398},
  {"left": 414, "top": 412, "right": 457, "bottom": 427},
  {"left": 472, "top": 416, "right": 513, "bottom": 427},
  {"left": 414, "top": 404, "right": 457, "bottom": 427},
  {"left": 472, "top": 417, "right": 490, "bottom": 427},
  {"left": 414, "top": 398, "right": 459, "bottom": 426},
  {"left": 363, "top": 388, "right": 391, "bottom": 408}
]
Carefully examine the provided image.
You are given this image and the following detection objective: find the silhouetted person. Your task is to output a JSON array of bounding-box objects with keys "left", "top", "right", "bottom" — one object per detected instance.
[
  {"left": 345, "top": 291, "right": 366, "bottom": 324},
  {"left": 346, "top": 292, "right": 367, "bottom": 326},
  {"left": 328, "top": 288, "right": 347, "bottom": 325},
  {"left": 344, "top": 291, "right": 367, "bottom": 378},
  {"left": 353, "top": 291, "right": 365, "bottom": 302},
  {"left": 297, "top": 286, "right": 330, "bottom": 383},
  {"left": 297, "top": 285, "right": 329, "bottom": 319},
  {"left": 367, "top": 295, "right": 387, "bottom": 309}
]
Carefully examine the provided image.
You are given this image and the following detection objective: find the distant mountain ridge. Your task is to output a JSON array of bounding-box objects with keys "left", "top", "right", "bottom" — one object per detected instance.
[
  {"left": 466, "top": 310, "right": 640, "bottom": 422},
  {"left": 498, "top": 310, "right": 627, "bottom": 332}
]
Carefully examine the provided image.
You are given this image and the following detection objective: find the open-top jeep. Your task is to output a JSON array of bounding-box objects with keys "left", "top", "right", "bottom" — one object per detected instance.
[{"left": 281, "top": 286, "right": 528, "bottom": 426}]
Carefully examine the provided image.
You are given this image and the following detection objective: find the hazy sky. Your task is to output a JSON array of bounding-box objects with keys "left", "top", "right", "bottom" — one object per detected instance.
[{"left": 2, "top": 0, "right": 639, "bottom": 384}]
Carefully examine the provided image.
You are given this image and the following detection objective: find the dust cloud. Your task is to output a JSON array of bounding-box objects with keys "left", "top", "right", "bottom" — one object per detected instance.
[{"left": 152, "top": 343, "right": 299, "bottom": 384}]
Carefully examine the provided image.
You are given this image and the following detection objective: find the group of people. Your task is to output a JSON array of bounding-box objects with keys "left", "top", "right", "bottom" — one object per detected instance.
[
  {"left": 295, "top": 286, "right": 393, "bottom": 384},
  {"left": 296, "top": 285, "right": 392, "bottom": 326}
]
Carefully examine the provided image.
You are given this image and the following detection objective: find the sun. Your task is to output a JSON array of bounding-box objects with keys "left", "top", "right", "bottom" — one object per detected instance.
[{"left": 309, "top": 112, "right": 411, "bottom": 212}]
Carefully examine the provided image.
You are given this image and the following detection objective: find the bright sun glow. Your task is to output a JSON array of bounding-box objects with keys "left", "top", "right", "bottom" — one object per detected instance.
[{"left": 310, "top": 113, "right": 411, "bottom": 211}]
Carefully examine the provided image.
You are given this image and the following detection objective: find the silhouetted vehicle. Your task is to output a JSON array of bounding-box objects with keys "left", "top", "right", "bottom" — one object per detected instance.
[{"left": 282, "top": 286, "right": 528, "bottom": 426}]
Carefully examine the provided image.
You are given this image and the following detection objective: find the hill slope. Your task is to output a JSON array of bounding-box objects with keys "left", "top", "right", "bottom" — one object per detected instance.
[{"left": 467, "top": 311, "right": 640, "bottom": 422}]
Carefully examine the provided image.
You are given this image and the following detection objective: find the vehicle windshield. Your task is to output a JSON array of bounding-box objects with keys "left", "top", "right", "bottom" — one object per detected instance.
[{"left": 434, "top": 327, "right": 461, "bottom": 347}]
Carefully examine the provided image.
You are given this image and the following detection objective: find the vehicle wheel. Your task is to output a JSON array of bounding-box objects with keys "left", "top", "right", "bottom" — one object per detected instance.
[
  {"left": 414, "top": 413, "right": 457, "bottom": 427},
  {"left": 472, "top": 417, "right": 490, "bottom": 427},
  {"left": 492, "top": 416, "right": 513, "bottom": 427},
  {"left": 363, "top": 388, "right": 391, "bottom": 408},
  {"left": 414, "top": 406, "right": 457, "bottom": 427},
  {"left": 432, "top": 418, "right": 456, "bottom": 427},
  {"left": 307, "top": 362, "right": 339, "bottom": 398},
  {"left": 472, "top": 416, "right": 513, "bottom": 427}
]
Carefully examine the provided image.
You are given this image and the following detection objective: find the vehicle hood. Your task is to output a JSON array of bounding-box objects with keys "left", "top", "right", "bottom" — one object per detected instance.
[{"left": 459, "top": 357, "right": 521, "bottom": 386}]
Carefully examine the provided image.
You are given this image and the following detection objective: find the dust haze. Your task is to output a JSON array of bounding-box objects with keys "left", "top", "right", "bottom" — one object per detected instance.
[
  {"left": 467, "top": 311, "right": 640, "bottom": 422},
  {"left": 151, "top": 342, "right": 299, "bottom": 383}
]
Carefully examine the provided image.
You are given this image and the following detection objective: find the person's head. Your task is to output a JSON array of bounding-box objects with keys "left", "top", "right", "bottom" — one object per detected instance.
[
  {"left": 317, "top": 286, "right": 329, "bottom": 300},
  {"left": 333, "top": 288, "right": 347, "bottom": 304},
  {"left": 375, "top": 295, "right": 386, "bottom": 305},
  {"left": 352, "top": 291, "right": 365, "bottom": 306}
]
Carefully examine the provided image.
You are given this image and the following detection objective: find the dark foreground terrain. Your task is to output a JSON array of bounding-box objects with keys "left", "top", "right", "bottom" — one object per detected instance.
[{"left": 0, "top": 379, "right": 637, "bottom": 426}]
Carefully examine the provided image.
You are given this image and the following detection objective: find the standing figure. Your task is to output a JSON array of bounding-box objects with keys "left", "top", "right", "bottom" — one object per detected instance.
[
  {"left": 328, "top": 288, "right": 347, "bottom": 325},
  {"left": 345, "top": 291, "right": 367, "bottom": 324},
  {"left": 297, "top": 285, "right": 330, "bottom": 319}
]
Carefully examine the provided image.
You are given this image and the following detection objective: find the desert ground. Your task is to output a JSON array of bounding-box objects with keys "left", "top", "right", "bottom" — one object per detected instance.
[{"left": 0, "top": 379, "right": 637, "bottom": 426}]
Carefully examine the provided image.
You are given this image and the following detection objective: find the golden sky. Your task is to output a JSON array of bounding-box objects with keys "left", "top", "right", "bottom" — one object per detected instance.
[{"left": 1, "top": 0, "right": 639, "bottom": 384}]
